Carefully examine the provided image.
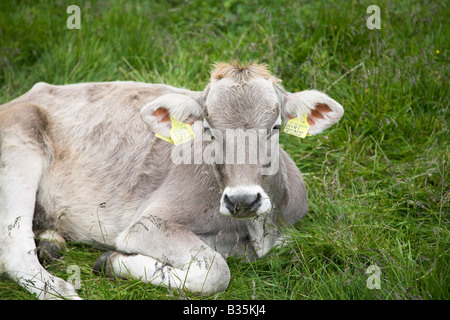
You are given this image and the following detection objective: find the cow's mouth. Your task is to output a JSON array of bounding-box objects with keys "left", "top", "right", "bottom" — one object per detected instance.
[{"left": 228, "top": 207, "right": 259, "bottom": 220}]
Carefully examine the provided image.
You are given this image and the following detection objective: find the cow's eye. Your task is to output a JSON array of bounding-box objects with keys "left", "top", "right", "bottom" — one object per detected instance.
[
  {"left": 268, "top": 124, "right": 281, "bottom": 138},
  {"left": 204, "top": 127, "right": 216, "bottom": 142}
]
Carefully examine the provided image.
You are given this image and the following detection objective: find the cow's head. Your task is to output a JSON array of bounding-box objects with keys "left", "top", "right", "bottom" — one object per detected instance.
[{"left": 141, "top": 62, "right": 343, "bottom": 220}]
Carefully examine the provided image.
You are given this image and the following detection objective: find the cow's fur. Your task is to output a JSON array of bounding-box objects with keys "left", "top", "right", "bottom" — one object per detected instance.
[{"left": 0, "top": 62, "right": 343, "bottom": 299}]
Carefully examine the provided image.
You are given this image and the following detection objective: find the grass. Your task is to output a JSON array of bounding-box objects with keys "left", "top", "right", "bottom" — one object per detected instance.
[{"left": 0, "top": 0, "right": 448, "bottom": 300}]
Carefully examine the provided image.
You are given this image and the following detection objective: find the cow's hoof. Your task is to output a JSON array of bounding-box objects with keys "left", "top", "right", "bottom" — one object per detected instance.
[
  {"left": 93, "top": 251, "right": 116, "bottom": 276},
  {"left": 37, "top": 240, "right": 66, "bottom": 265}
]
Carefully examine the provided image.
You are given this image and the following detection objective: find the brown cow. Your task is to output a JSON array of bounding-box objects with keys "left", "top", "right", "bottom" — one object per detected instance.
[{"left": 0, "top": 62, "right": 343, "bottom": 299}]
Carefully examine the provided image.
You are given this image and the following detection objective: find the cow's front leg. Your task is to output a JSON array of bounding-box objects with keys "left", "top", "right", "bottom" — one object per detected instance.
[
  {"left": 93, "top": 250, "right": 228, "bottom": 295},
  {"left": 96, "top": 215, "right": 230, "bottom": 295}
]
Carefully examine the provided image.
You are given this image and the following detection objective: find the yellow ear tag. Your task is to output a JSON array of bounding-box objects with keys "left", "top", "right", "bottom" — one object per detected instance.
[
  {"left": 284, "top": 114, "right": 310, "bottom": 138},
  {"left": 169, "top": 116, "right": 195, "bottom": 145},
  {"left": 156, "top": 116, "right": 195, "bottom": 145},
  {"left": 155, "top": 133, "right": 174, "bottom": 144}
]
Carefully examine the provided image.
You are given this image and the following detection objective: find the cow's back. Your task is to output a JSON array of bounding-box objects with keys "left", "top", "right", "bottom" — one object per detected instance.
[{"left": 0, "top": 81, "right": 183, "bottom": 245}]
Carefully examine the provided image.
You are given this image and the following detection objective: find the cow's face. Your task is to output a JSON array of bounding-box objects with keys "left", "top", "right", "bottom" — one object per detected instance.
[
  {"left": 203, "top": 77, "right": 282, "bottom": 219},
  {"left": 141, "top": 62, "right": 344, "bottom": 220}
]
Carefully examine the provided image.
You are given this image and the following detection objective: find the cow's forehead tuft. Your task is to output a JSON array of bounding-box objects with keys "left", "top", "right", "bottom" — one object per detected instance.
[{"left": 210, "top": 61, "right": 281, "bottom": 85}]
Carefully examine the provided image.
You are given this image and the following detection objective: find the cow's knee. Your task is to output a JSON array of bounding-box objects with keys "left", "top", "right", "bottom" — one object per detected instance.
[{"left": 184, "top": 252, "right": 230, "bottom": 295}]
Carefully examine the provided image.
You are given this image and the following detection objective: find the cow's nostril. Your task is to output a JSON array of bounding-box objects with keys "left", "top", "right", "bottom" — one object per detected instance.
[
  {"left": 253, "top": 193, "right": 261, "bottom": 205},
  {"left": 223, "top": 194, "right": 235, "bottom": 213}
]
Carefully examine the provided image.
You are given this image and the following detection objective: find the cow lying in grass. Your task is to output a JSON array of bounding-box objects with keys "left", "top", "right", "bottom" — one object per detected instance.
[{"left": 0, "top": 61, "right": 343, "bottom": 299}]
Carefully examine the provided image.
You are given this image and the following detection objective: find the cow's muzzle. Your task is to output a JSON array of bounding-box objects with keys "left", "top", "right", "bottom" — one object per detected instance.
[{"left": 219, "top": 185, "right": 271, "bottom": 219}]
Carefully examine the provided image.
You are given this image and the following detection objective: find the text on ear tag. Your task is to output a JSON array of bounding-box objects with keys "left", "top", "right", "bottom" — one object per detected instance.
[
  {"left": 284, "top": 115, "right": 310, "bottom": 138},
  {"left": 155, "top": 116, "right": 195, "bottom": 145},
  {"left": 169, "top": 116, "right": 195, "bottom": 145}
]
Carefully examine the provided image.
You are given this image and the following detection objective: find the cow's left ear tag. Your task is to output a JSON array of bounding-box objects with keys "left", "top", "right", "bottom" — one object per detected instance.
[
  {"left": 284, "top": 114, "right": 311, "bottom": 138},
  {"left": 155, "top": 116, "right": 195, "bottom": 145},
  {"left": 169, "top": 116, "right": 195, "bottom": 145}
]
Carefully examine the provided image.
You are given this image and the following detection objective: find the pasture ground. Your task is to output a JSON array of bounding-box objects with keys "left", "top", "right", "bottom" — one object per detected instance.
[{"left": 0, "top": 0, "right": 448, "bottom": 300}]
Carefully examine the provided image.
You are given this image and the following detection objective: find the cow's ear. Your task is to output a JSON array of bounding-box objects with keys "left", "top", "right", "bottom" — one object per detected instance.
[
  {"left": 283, "top": 90, "right": 344, "bottom": 135},
  {"left": 140, "top": 93, "right": 203, "bottom": 137}
]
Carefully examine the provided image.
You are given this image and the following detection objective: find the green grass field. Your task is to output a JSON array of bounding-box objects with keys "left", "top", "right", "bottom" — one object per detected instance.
[{"left": 0, "top": 0, "right": 448, "bottom": 300}]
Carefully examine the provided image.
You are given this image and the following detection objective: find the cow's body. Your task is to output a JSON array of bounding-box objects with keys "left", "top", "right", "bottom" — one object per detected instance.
[{"left": 0, "top": 62, "right": 343, "bottom": 299}]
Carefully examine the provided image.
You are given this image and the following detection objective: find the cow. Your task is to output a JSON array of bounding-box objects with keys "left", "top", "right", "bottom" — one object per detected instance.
[{"left": 0, "top": 61, "right": 343, "bottom": 299}]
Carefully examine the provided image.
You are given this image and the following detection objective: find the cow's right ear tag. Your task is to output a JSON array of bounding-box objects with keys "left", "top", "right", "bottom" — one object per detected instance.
[{"left": 156, "top": 116, "right": 195, "bottom": 145}]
